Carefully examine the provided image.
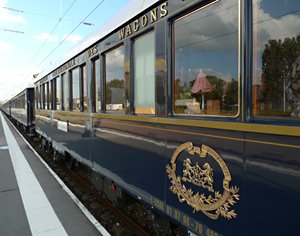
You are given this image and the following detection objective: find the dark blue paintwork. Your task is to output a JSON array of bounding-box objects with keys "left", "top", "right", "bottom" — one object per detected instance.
[{"left": 4, "top": 0, "right": 300, "bottom": 235}]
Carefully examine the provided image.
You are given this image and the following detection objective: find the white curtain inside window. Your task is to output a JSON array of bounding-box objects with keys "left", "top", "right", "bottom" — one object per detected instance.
[{"left": 134, "top": 32, "right": 155, "bottom": 114}]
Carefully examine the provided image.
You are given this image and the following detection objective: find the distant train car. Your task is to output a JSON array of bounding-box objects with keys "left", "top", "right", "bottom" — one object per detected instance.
[
  {"left": 1, "top": 99, "right": 11, "bottom": 117},
  {"left": 32, "top": 0, "right": 300, "bottom": 235},
  {"left": 2, "top": 87, "right": 35, "bottom": 132}
]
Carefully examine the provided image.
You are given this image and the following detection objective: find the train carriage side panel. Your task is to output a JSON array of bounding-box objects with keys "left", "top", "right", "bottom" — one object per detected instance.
[
  {"left": 32, "top": 0, "right": 300, "bottom": 235},
  {"left": 9, "top": 87, "right": 34, "bottom": 129}
]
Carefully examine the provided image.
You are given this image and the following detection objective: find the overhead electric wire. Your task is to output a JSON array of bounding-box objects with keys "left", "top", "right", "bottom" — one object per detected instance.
[
  {"left": 0, "top": 28, "right": 44, "bottom": 35},
  {"left": 2, "top": 6, "right": 24, "bottom": 13},
  {"left": 2, "top": 6, "right": 94, "bottom": 26},
  {"left": 0, "top": 28, "right": 24, "bottom": 34},
  {"left": 36, "top": 0, "right": 105, "bottom": 70},
  {"left": 32, "top": 1, "right": 77, "bottom": 63},
  {"left": 23, "top": 0, "right": 78, "bottom": 78}
]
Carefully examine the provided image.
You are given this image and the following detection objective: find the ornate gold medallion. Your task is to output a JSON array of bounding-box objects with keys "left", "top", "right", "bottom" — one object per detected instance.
[{"left": 166, "top": 142, "right": 240, "bottom": 220}]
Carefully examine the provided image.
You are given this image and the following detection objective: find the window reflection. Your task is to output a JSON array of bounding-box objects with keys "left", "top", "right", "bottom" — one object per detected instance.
[
  {"left": 45, "top": 82, "right": 49, "bottom": 110},
  {"left": 72, "top": 67, "right": 80, "bottom": 111},
  {"left": 35, "top": 85, "right": 39, "bottom": 109},
  {"left": 62, "top": 73, "right": 69, "bottom": 111},
  {"left": 40, "top": 84, "right": 43, "bottom": 109},
  {"left": 93, "top": 58, "right": 101, "bottom": 112},
  {"left": 253, "top": 0, "right": 300, "bottom": 119},
  {"left": 49, "top": 81, "right": 52, "bottom": 110},
  {"left": 56, "top": 76, "right": 62, "bottom": 110},
  {"left": 51, "top": 79, "right": 55, "bottom": 110},
  {"left": 105, "top": 46, "right": 125, "bottom": 113},
  {"left": 173, "top": 0, "right": 239, "bottom": 116},
  {"left": 45, "top": 82, "right": 50, "bottom": 110},
  {"left": 49, "top": 79, "right": 54, "bottom": 110},
  {"left": 82, "top": 65, "right": 88, "bottom": 111}
]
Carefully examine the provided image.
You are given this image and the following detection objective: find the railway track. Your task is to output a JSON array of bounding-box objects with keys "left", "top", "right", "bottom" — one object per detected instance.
[
  {"left": 63, "top": 162, "right": 151, "bottom": 236},
  {"left": 12, "top": 120, "right": 176, "bottom": 236}
]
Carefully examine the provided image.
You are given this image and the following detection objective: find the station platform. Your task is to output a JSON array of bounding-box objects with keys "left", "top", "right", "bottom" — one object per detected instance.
[{"left": 0, "top": 112, "right": 109, "bottom": 236}]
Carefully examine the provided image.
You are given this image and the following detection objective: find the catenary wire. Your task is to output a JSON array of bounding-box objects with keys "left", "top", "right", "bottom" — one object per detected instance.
[
  {"left": 2, "top": 6, "right": 94, "bottom": 25},
  {"left": 23, "top": 0, "right": 78, "bottom": 78},
  {"left": 36, "top": 0, "right": 105, "bottom": 70}
]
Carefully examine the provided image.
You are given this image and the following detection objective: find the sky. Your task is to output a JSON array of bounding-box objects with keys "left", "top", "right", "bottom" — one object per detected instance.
[{"left": 0, "top": 0, "right": 129, "bottom": 101}]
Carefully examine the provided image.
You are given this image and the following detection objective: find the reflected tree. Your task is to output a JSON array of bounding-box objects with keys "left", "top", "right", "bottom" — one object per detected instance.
[
  {"left": 106, "top": 79, "right": 124, "bottom": 104},
  {"left": 224, "top": 79, "right": 238, "bottom": 106},
  {"left": 206, "top": 75, "right": 226, "bottom": 101},
  {"left": 262, "top": 36, "right": 300, "bottom": 112}
]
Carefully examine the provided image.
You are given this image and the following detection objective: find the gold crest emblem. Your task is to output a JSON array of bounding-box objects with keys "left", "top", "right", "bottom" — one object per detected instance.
[{"left": 166, "top": 142, "right": 240, "bottom": 220}]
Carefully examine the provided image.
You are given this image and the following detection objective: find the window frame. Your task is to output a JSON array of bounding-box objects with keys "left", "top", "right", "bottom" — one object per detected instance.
[
  {"left": 170, "top": 1, "right": 241, "bottom": 119},
  {"left": 51, "top": 78, "right": 56, "bottom": 110},
  {"left": 80, "top": 64, "right": 87, "bottom": 112},
  {"left": 56, "top": 76, "right": 62, "bottom": 111},
  {"left": 62, "top": 72, "right": 69, "bottom": 111},
  {"left": 104, "top": 44, "right": 125, "bottom": 113},
  {"left": 251, "top": 0, "right": 300, "bottom": 123},
  {"left": 42, "top": 83, "right": 45, "bottom": 109},
  {"left": 35, "top": 84, "right": 39, "bottom": 109},
  {"left": 71, "top": 66, "right": 81, "bottom": 112},
  {"left": 39, "top": 84, "right": 43, "bottom": 109},
  {"left": 132, "top": 30, "right": 156, "bottom": 115},
  {"left": 46, "top": 82, "right": 49, "bottom": 110},
  {"left": 91, "top": 56, "right": 101, "bottom": 113}
]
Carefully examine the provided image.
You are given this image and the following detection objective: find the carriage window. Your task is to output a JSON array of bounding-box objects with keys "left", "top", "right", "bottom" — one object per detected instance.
[
  {"left": 49, "top": 81, "right": 52, "bottom": 110},
  {"left": 56, "top": 76, "right": 62, "bottom": 110},
  {"left": 46, "top": 82, "right": 49, "bottom": 110},
  {"left": 40, "top": 84, "right": 43, "bottom": 109},
  {"left": 51, "top": 79, "right": 55, "bottom": 110},
  {"left": 105, "top": 46, "right": 125, "bottom": 113},
  {"left": 62, "top": 73, "right": 69, "bottom": 111},
  {"left": 134, "top": 32, "right": 155, "bottom": 115},
  {"left": 93, "top": 58, "right": 101, "bottom": 112},
  {"left": 72, "top": 67, "right": 80, "bottom": 111},
  {"left": 35, "top": 85, "right": 39, "bottom": 109},
  {"left": 42, "top": 83, "right": 46, "bottom": 109},
  {"left": 82, "top": 65, "right": 88, "bottom": 111},
  {"left": 173, "top": 0, "right": 239, "bottom": 116},
  {"left": 252, "top": 0, "right": 300, "bottom": 120}
]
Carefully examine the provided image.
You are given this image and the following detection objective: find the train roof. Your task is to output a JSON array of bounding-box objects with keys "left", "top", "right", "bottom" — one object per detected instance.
[
  {"left": 35, "top": 0, "right": 160, "bottom": 82},
  {"left": 1, "top": 86, "right": 33, "bottom": 107},
  {"left": 9, "top": 86, "right": 34, "bottom": 101}
]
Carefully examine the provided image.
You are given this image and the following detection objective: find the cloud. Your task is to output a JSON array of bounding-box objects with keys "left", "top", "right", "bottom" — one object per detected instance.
[
  {"left": 175, "top": 0, "right": 238, "bottom": 53},
  {"left": 0, "top": 0, "right": 26, "bottom": 25},
  {"left": 34, "top": 32, "right": 58, "bottom": 42},
  {"left": 0, "top": 40, "right": 13, "bottom": 54},
  {"left": 253, "top": 0, "right": 300, "bottom": 46},
  {"left": 0, "top": 68, "right": 25, "bottom": 101},
  {"left": 106, "top": 47, "right": 124, "bottom": 67},
  {"left": 0, "top": 64, "right": 38, "bottom": 101},
  {"left": 63, "top": 34, "right": 83, "bottom": 44}
]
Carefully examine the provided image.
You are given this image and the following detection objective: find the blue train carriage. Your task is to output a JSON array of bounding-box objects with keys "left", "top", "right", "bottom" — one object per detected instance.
[
  {"left": 5, "top": 87, "right": 35, "bottom": 132},
  {"left": 33, "top": 0, "right": 300, "bottom": 235}
]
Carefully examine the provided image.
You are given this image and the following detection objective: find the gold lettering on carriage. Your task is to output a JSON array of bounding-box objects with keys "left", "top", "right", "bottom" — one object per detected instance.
[
  {"left": 166, "top": 142, "right": 240, "bottom": 220},
  {"left": 52, "top": 59, "right": 76, "bottom": 77},
  {"left": 85, "top": 45, "right": 98, "bottom": 59},
  {"left": 118, "top": 2, "right": 168, "bottom": 40}
]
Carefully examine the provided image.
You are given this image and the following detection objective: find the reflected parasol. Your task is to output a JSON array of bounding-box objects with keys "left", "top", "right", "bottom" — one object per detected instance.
[{"left": 191, "top": 70, "right": 212, "bottom": 111}]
